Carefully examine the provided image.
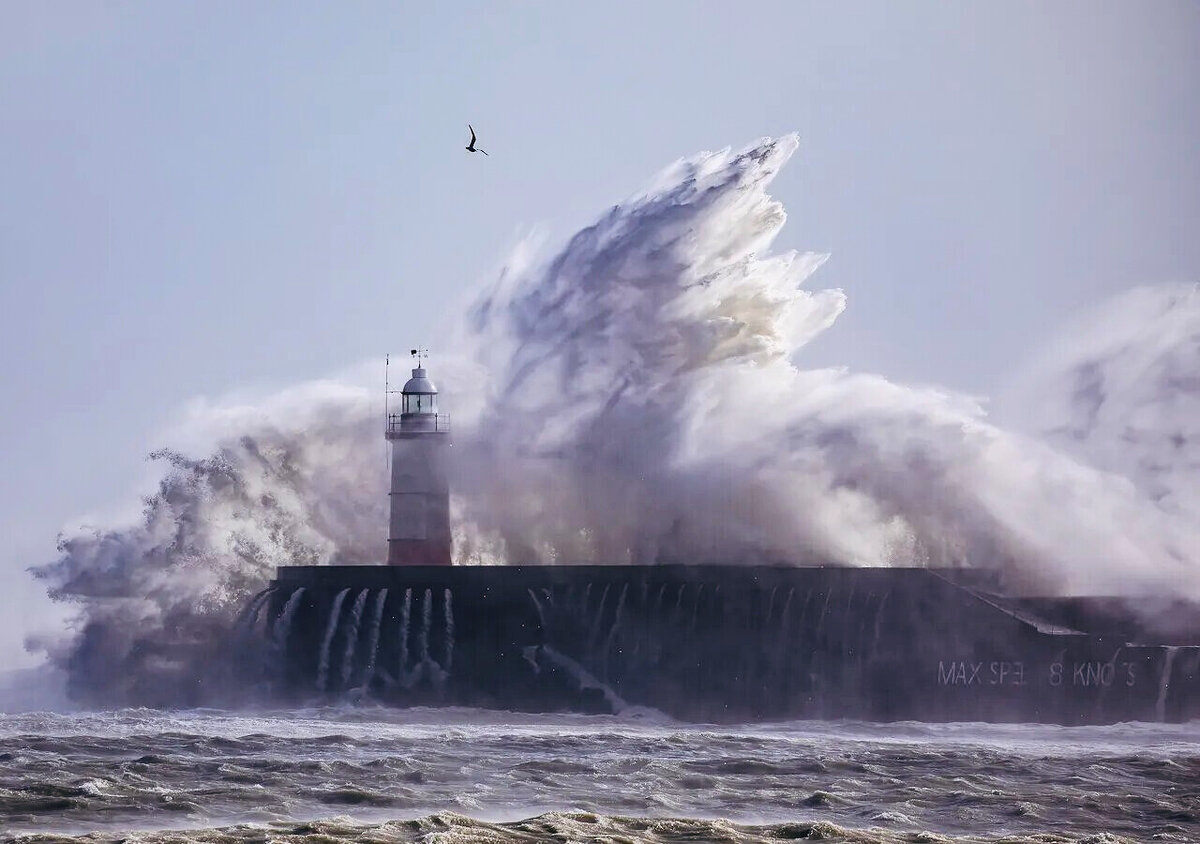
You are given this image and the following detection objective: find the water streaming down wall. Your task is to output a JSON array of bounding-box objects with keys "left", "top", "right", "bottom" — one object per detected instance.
[
  {"left": 418, "top": 588, "right": 433, "bottom": 665},
  {"left": 272, "top": 587, "right": 306, "bottom": 653},
  {"left": 262, "top": 581, "right": 460, "bottom": 700},
  {"left": 338, "top": 589, "right": 370, "bottom": 690},
  {"left": 442, "top": 588, "right": 455, "bottom": 672},
  {"left": 1156, "top": 645, "right": 1187, "bottom": 723},
  {"left": 314, "top": 587, "right": 350, "bottom": 692},
  {"left": 259, "top": 565, "right": 1200, "bottom": 723},
  {"left": 395, "top": 587, "right": 412, "bottom": 685},
  {"left": 359, "top": 588, "right": 388, "bottom": 689}
]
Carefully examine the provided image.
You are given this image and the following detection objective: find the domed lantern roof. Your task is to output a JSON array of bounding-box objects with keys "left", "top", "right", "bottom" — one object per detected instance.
[{"left": 402, "top": 367, "right": 438, "bottom": 398}]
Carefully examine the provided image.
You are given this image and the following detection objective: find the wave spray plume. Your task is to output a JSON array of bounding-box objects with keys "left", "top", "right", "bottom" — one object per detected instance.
[{"left": 29, "top": 135, "right": 1200, "bottom": 705}]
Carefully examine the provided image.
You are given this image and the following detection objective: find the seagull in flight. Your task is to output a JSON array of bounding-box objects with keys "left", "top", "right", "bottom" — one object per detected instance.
[{"left": 465, "top": 124, "right": 488, "bottom": 156}]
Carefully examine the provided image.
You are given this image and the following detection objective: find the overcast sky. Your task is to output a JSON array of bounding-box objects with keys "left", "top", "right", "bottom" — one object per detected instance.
[{"left": 1, "top": 1, "right": 1198, "bottom": 666}]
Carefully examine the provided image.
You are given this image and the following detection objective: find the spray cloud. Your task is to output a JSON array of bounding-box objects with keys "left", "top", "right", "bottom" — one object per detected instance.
[{"left": 30, "top": 135, "right": 1200, "bottom": 705}]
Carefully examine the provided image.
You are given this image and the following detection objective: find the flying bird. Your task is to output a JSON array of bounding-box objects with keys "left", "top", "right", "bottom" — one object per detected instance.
[{"left": 465, "top": 124, "right": 488, "bottom": 156}]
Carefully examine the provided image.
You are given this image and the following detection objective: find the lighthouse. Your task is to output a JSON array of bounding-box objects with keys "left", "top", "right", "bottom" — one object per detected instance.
[{"left": 385, "top": 351, "right": 452, "bottom": 566}]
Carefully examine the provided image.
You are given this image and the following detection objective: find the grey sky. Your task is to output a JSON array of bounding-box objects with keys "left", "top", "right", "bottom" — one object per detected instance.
[{"left": 2, "top": 1, "right": 1198, "bottom": 666}]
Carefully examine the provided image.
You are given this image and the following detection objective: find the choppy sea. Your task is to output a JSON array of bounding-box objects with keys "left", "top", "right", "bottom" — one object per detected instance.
[{"left": 1, "top": 706, "right": 1197, "bottom": 843}]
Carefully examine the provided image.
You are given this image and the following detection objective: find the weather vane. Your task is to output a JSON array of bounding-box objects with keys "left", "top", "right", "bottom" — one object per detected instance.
[{"left": 410, "top": 347, "right": 429, "bottom": 365}]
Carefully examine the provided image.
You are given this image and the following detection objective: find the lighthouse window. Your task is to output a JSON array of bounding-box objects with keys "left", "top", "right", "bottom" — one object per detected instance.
[{"left": 403, "top": 393, "right": 437, "bottom": 414}]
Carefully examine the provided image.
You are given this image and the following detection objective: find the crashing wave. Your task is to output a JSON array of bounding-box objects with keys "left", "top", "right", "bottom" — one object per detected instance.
[{"left": 28, "top": 135, "right": 1200, "bottom": 705}]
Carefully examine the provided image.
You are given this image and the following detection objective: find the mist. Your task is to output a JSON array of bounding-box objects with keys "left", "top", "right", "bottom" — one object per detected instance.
[
  {"left": 997, "top": 282, "right": 1200, "bottom": 525},
  {"left": 27, "top": 136, "right": 1200, "bottom": 706}
]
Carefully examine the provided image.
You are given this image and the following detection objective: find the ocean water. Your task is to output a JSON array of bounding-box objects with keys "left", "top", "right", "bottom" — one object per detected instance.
[{"left": 1, "top": 708, "right": 1197, "bottom": 842}]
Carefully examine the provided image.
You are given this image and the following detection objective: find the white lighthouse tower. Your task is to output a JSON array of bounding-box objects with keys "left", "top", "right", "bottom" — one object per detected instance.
[{"left": 385, "top": 350, "right": 452, "bottom": 566}]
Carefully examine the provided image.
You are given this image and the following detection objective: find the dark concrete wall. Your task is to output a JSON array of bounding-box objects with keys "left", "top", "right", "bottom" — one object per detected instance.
[{"left": 266, "top": 564, "right": 1200, "bottom": 724}]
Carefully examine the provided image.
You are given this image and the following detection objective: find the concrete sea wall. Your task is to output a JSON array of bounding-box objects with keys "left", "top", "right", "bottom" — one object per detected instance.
[{"left": 260, "top": 565, "right": 1200, "bottom": 724}]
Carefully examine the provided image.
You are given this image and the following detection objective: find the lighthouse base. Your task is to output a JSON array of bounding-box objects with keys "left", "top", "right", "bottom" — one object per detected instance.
[{"left": 387, "top": 540, "right": 452, "bottom": 567}]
